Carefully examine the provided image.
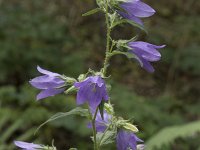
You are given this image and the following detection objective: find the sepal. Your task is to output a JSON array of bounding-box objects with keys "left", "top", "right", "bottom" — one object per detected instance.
[
  {"left": 82, "top": 8, "right": 101, "bottom": 17},
  {"left": 64, "top": 86, "right": 77, "bottom": 94}
]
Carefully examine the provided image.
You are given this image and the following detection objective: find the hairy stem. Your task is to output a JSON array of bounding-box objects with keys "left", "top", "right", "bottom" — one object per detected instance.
[{"left": 102, "top": 0, "right": 111, "bottom": 76}]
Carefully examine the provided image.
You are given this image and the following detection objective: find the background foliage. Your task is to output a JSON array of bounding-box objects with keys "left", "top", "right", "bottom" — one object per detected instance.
[{"left": 0, "top": 0, "right": 199, "bottom": 149}]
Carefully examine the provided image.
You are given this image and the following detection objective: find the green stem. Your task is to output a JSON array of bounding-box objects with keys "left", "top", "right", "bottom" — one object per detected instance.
[
  {"left": 92, "top": 107, "right": 99, "bottom": 150},
  {"left": 102, "top": 0, "right": 111, "bottom": 76}
]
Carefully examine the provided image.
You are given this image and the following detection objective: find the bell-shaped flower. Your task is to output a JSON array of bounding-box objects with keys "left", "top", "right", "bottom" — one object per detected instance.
[
  {"left": 118, "top": 0, "right": 155, "bottom": 25},
  {"left": 29, "top": 66, "right": 66, "bottom": 100},
  {"left": 14, "top": 141, "right": 42, "bottom": 150},
  {"left": 128, "top": 41, "right": 165, "bottom": 72},
  {"left": 116, "top": 130, "right": 143, "bottom": 150},
  {"left": 74, "top": 76, "right": 109, "bottom": 109}
]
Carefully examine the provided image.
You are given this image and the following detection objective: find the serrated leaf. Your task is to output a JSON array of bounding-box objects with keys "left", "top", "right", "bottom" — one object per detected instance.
[
  {"left": 82, "top": 8, "right": 101, "bottom": 17},
  {"left": 35, "top": 107, "right": 89, "bottom": 133},
  {"left": 112, "top": 19, "right": 147, "bottom": 34}
]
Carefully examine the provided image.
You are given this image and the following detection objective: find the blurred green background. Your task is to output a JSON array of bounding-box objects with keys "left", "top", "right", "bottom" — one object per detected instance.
[{"left": 0, "top": 0, "right": 200, "bottom": 149}]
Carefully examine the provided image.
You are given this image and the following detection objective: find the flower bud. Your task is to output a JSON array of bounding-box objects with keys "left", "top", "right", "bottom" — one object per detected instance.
[
  {"left": 123, "top": 123, "right": 138, "bottom": 132},
  {"left": 104, "top": 102, "right": 114, "bottom": 114},
  {"left": 78, "top": 74, "right": 86, "bottom": 81}
]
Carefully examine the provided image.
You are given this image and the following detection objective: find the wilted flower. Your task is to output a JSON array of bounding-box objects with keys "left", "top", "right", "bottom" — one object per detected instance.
[
  {"left": 128, "top": 41, "right": 165, "bottom": 72},
  {"left": 14, "top": 141, "right": 42, "bottom": 150},
  {"left": 116, "top": 130, "right": 143, "bottom": 150},
  {"left": 118, "top": 0, "right": 155, "bottom": 25},
  {"left": 74, "top": 76, "right": 109, "bottom": 109},
  {"left": 88, "top": 110, "right": 112, "bottom": 132},
  {"left": 29, "top": 66, "right": 66, "bottom": 100}
]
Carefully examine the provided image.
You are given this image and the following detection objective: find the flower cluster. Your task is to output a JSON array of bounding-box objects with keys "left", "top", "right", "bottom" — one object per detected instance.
[
  {"left": 15, "top": 0, "right": 165, "bottom": 149},
  {"left": 114, "top": 0, "right": 165, "bottom": 72}
]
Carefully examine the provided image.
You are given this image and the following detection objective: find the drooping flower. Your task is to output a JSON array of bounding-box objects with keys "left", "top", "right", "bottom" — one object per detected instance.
[
  {"left": 88, "top": 110, "right": 112, "bottom": 132},
  {"left": 29, "top": 66, "right": 66, "bottom": 100},
  {"left": 14, "top": 141, "right": 42, "bottom": 150},
  {"left": 128, "top": 41, "right": 165, "bottom": 72},
  {"left": 74, "top": 76, "right": 109, "bottom": 109},
  {"left": 116, "top": 130, "right": 143, "bottom": 150},
  {"left": 118, "top": 0, "right": 155, "bottom": 25}
]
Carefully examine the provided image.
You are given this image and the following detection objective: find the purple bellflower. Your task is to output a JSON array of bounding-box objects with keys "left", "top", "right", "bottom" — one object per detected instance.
[
  {"left": 116, "top": 130, "right": 143, "bottom": 150},
  {"left": 88, "top": 110, "right": 112, "bottom": 132},
  {"left": 29, "top": 66, "right": 66, "bottom": 100},
  {"left": 118, "top": 0, "right": 155, "bottom": 25},
  {"left": 74, "top": 76, "right": 109, "bottom": 109},
  {"left": 14, "top": 141, "right": 42, "bottom": 150},
  {"left": 128, "top": 41, "right": 165, "bottom": 72}
]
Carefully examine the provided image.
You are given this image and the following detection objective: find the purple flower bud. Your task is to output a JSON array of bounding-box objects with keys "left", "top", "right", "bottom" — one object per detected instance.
[
  {"left": 14, "top": 141, "right": 42, "bottom": 150},
  {"left": 116, "top": 130, "right": 143, "bottom": 150},
  {"left": 74, "top": 76, "right": 109, "bottom": 109},
  {"left": 29, "top": 66, "right": 66, "bottom": 100},
  {"left": 118, "top": 0, "right": 155, "bottom": 25},
  {"left": 88, "top": 110, "right": 112, "bottom": 132},
  {"left": 128, "top": 41, "right": 165, "bottom": 72}
]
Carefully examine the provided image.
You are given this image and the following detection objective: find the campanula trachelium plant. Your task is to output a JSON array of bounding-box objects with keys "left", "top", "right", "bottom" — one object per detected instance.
[{"left": 15, "top": 0, "right": 165, "bottom": 149}]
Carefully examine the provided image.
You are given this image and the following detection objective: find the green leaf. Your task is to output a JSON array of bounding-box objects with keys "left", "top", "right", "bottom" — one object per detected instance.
[
  {"left": 97, "top": 131, "right": 116, "bottom": 146},
  {"left": 82, "top": 8, "right": 101, "bottom": 17},
  {"left": 36, "top": 107, "right": 89, "bottom": 133},
  {"left": 146, "top": 120, "right": 200, "bottom": 150},
  {"left": 112, "top": 19, "right": 147, "bottom": 34}
]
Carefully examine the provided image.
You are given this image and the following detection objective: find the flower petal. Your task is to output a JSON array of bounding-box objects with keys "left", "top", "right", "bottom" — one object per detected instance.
[
  {"left": 130, "top": 1, "right": 155, "bottom": 17},
  {"left": 118, "top": 11, "right": 144, "bottom": 26},
  {"left": 76, "top": 84, "right": 92, "bottom": 105},
  {"left": 130, "top": 51, "right": 155, "bottom": 73},
  {"left": 29, "top": 76, "right": 65, "bottom": 89},
  {"left": 132, "top": 49, "right": 161, "bottom": 62},
  {"left": 37, "top": 66, "right": 60, "bottom": 77},
  {"left": 36, "top": 88, "right": 65, "bottom": 100},
  {"left": 14, "top": 141, "right": 42, "bottom": 150},
  {"left": 129, "top": 41, "right": 161, "bottom": 57}
]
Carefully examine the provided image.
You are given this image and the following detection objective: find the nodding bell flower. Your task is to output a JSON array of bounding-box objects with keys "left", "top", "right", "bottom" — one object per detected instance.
[
  {"left": 128, "top": 41, "right": 165, "bottom": 72},
  {"left": 29, "top": 66, "right": 66, "bottom": 100},
  {"left": 117, "top": 0, "right": 155, "bottom": 26},
  {"left": 74, "top": 76, "right": 109, "bottom": 110}
]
